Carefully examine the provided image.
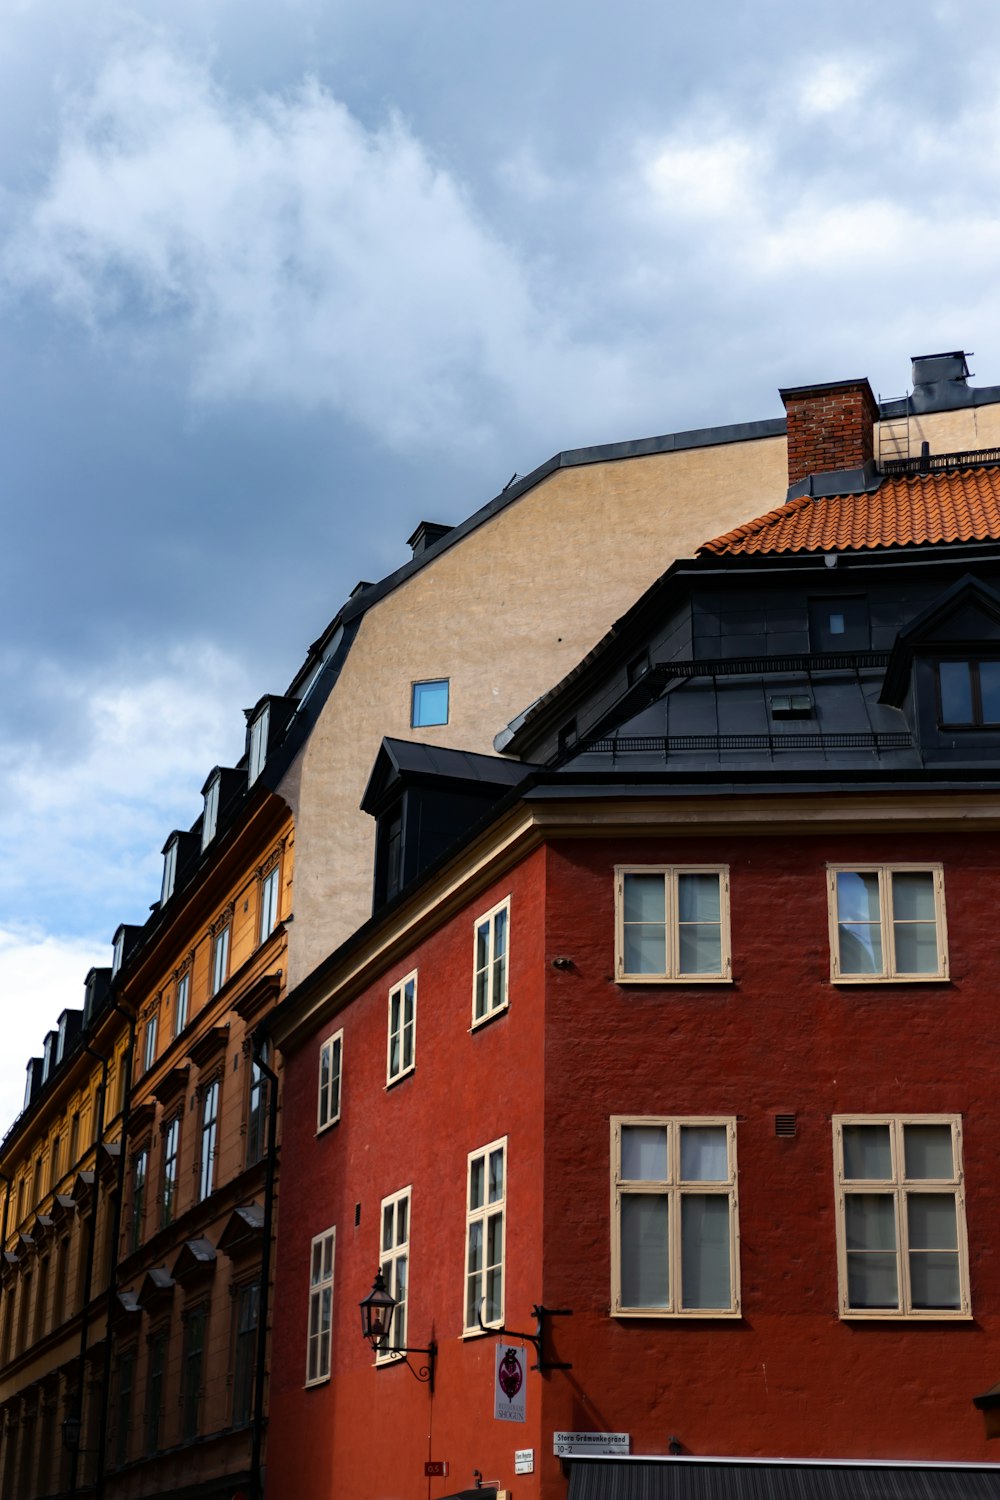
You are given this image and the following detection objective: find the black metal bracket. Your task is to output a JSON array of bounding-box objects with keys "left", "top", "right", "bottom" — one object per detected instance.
[
  {"left": 477, "top": 1303, "right": 572, "bottom": 1372},
  {"left": 386, "top": 1341, "right": 437, "bottom": 1394}
]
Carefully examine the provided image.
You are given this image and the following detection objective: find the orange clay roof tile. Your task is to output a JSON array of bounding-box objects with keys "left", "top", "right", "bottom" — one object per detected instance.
[{"left": 699, "top": 466, "right": 1000, "bottom": 557}]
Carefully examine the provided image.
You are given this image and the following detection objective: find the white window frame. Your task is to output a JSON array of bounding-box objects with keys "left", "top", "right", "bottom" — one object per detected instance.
[
  {"left": 317, "top": 1030, "right": 343, "bottom": 1133},
  {"left": 832, "top": 1114, "right": 970, "bottom": 1319},
  {"left": 201, "top": 774, "right": 220, "bottom": 852},
  {"left": 464, "top": 1136, "right": 506, "bottom": 1334},
  {"left": 174, "top": 972, "right": 190, "bottom": 1038},
  {"left": 248, "top": 705, "right": 270, "bottom": 786},
  {"left": 610, "top": 1116, "right": 740, "bottom": 1318},
  {"left": 161, "top": 838, "right": 178, "bottom": 905},
  {"left": 827, "top": 864, "right": 948, "bottom": 983},
  {"left": 386, "top": 972, "right": 417, "bottom": 1085},
  {"left": 142, "top": 1014, "right": 158, "bottom": 1074},
  {"left": 259, "top": 863, "right": 280, "bottom": 946},
  {"left": 112, "top": 928, "right": 125, "bottom": 977},
  {"left": 376, "top": 1187, "right": 411, "bottom": 1364},
  {"left": 472, "top": 897, "right": 510, "bottom": 1028},
  {"left": 211, "top": 922, "right": 231, "bottom": 996},
  {"left": 615, "top": 866, "right": 731, "bottom": 983},
  {"left": 199, "top": 1079, "right": 220, "bottom": 1201},
  {"left": 306, "top": 1226, "right": 335, "bottom": 1386}
]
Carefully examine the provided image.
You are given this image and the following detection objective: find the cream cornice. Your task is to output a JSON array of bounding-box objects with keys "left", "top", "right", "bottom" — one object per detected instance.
[{"left": 272, "top": 787, "right": 1000, "bottom": 1056}]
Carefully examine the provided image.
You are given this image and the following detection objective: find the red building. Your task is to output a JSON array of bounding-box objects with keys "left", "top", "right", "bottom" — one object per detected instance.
[{"left": 265, "top": 368, "right": 1000, "bottom": 1500}]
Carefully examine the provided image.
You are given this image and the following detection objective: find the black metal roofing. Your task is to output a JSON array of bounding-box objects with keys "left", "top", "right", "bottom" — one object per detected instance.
[
  {"left": 567, "top": 1458, "right": 1000, "bottom": 1500},
  {"left": 361, "top": 737, "right": 534, "bottom": 814}
]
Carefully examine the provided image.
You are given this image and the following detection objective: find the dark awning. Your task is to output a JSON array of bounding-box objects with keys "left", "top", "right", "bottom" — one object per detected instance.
[{"left": 567, "top": 1458, "right": 1000, "bottom": 1500}]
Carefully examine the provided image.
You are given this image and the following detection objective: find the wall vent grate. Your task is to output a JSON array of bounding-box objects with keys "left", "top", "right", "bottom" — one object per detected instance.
[{"left": 774, "top": 1113, "right": 797, "bottom": 1138}]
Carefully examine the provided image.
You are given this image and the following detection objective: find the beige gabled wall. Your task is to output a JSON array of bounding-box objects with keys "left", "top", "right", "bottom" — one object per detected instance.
[
  {"left": 285, "top": 433, "right": 790, "bottom": 983},
  {"left": 284, "top": 401, "right": 1000, "bottom": 986}
]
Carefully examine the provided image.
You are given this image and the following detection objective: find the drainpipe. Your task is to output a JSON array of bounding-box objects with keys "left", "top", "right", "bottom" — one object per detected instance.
[
  {"left": 93, "top": 1008, "right": 136, "bottom": 1500},
  {"left": 68, "top": 1041, "right": 109, "bottom": 1499},
  {"left": 69, "top": 997, "right": 134, "bottom": 1499},
  {"left": 250, "top": 1028, "right": 280, "bottom": 1500}
]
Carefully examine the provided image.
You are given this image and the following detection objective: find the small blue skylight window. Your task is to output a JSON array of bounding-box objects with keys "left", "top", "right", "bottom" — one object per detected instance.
[{"left": 412, "top": 678, "right": 449, "bottom": 727}]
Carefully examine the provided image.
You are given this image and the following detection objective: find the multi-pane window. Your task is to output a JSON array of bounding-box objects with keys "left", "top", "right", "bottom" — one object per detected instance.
[
  {"left": 211, "top": 923, "right": 231, "bottom": 995},
  {"left": 307, "top": 1227, "right": 335, "bottom": 1385},
  {"left": 199, "top": 1080, "right": 220, "bottom": 1201},
  {"left": 259, "top": 864, "right": 280, "bottom": 945},
  {"left": 938, "top": 658, "right": 1000, "bottom": 725},
  {"left": 115, "top": 1348, "right": 135, "bottom": 1466},
  {"left": 465, "top": 1138, "right": 506, "bottom": 1332},
  {"left": 828, "top": 865, "right": 947, "bottom": 981},
  {"left": 248, "top": 706, "right": 270, "bottom": 785},
  {"left": 182, "top": 1308, "right": 206, "bottom": 1440},
  {"left": 174, "top": 972, "right": 190, "bottom": 1037},
  {"left": 387, "top": 973, "right": 416, "bottom": 1084},
  {"left": 142, "top": 1014, "right": 158, "bottom": 1074},
  {"left": 317, "top": 1031, "right": 343, "bottom": 1132},
  {"left": 161, "top": 837, "right": 178, "bottom": 905},
  {"left": 473, "top": 898, "right": 510, "bottom": 1026},
  {"left": 411, "top": 678, "right": 449, "bottom": 727},
  {"left": 616, "top": 867, "right": 731, "bottom": 982},
  {"left": 130, "top": 1149, "right": 148, "bottom": 1253},
  {"left": 377, "top": 1188, "right": 410, "bottom": 1362},
  {"left": 162, "top": 1116, "right": 181, "bottom": 1228},
  {"left": 145, "top": 1328, "right": 167, "bottom": 1452},
  {"left": 246, "top": 1045, "right": 269, "bottom": 1168},
  {"left": 833, "top": 1116, "right": 969, "bottom": 1317},
  {"left": 611, "top": 1117, "right": 740, "bottom": 1316},
  {"left": 232, "top": 1280, "right": 260, "bottom": 1425},
  {"left": 201, "top": 774, "right": 220, "bottom": 851}
]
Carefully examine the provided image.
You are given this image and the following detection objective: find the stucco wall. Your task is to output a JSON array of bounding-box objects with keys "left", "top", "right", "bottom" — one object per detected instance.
[{"left": 285, "top": 400, "right": 1000, "bottom": 991}]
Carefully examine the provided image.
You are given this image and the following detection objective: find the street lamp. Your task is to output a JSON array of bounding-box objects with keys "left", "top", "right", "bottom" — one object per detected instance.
[{"left": 359, "top": 1269, "right": 437, "bottom": 1392}]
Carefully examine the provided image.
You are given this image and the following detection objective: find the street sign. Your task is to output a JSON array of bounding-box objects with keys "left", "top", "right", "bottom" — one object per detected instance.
[
  {"left": 514, "top": 1448, "right": 534, "bottom": 1474},
  {"left": 494, "top": 1344, "right": 527, "bottom": 1423},
  {"left": 553, "top": 1432, "right": 630, "bottom": 1457},
  {"left": 424, "top": 1460, "right": 450, "bottom": 1476}
]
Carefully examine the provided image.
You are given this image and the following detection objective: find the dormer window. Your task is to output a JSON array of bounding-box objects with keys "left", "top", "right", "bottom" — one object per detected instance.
[
  {"left": 56, "top": 1013, "right": 69, "bottom": 1065},
  {"left": 202, "top": 773, "right": 221, "bottom": 852},
  {"left": 112, "top": 927, "right": 126, "bottom": 977},
  {"left": 938, "top": 658, "right": 1000, "bottom": 726},
  {"left": 161, "top": 835, "right": 179, "bottom": 905},
  {"left": 248, "top": 705, "right": 270, "bottom": 786}
]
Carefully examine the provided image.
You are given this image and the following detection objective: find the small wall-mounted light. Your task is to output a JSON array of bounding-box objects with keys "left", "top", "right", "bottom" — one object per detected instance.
[{"left": 359, "top": 1269, "right": 437, "bottom": 1391}]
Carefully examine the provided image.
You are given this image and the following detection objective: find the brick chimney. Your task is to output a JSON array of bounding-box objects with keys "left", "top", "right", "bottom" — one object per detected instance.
[{"left": 780, "top": 378, "right": 879, "bottom": 491}]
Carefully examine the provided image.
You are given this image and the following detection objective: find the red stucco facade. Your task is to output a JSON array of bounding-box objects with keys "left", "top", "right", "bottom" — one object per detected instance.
[{"left": 268, "top": 823, "right": 1000, "bottom": 1500}]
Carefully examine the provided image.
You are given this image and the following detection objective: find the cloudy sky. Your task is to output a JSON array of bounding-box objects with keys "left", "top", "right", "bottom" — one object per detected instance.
[{"left": 2, "top": 0, "right": 1000, "bottom": 1127}]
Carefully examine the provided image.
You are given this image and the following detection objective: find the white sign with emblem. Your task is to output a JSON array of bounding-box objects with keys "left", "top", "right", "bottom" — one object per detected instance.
[
  {"left": 514, "top": 1449, "right": 534, "bottom": 1474},
  {"left": 494, "top": 1344, "right": 527, "bottom": 1423},
  {"left": 553, "top": 1432, "right": 630, "bottom": 1457}
]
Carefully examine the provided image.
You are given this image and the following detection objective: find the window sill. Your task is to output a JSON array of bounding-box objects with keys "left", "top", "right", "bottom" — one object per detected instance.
[
  {"left": 462, "top": 1323, "right": 503, "bottom": 1339},
  {"left": 303, "top": 1374, "right": 331, "bottom": 1389},
  {"left": 469, "top": 1002, "right": 509, "bottom": 1034},
  {"left": 830, "top": 975, "right": 949, "bottom": 986},
  {"left": 612, "top": 1307, "right": 741, "bottom": 1319},
  {"left": 840, "top": 1309, "right": 972, "bottom": 1321},
  {"left": 385, "top": 1067, "right": 415, "bottom": 1092},
  {"left": 616, "top": 976, "right": 733, "bottom": 986},
  {"left": 374, "top": 1351, "right": 407, "bottom": 1367},
  {"left": 315, "top": 1117, "right": 341, "bottom": 1137}
]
